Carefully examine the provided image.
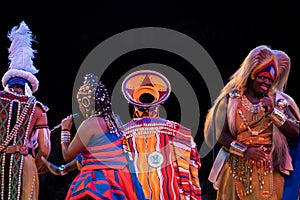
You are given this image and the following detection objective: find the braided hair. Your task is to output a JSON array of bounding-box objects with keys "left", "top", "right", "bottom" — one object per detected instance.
[
  {"left": 77, "top": 73, "right": 124, "bottom": 135},
  {"left": 94, "top": 80, "right": 112, "bottom": 117},
  {"left": 94, "top": 79, "right": 124, "bottom": 136}
]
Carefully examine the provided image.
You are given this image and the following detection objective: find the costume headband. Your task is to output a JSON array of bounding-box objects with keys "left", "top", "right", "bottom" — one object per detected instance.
[{"left": 250, "top": 55, "right": 278, "bottom": 81}]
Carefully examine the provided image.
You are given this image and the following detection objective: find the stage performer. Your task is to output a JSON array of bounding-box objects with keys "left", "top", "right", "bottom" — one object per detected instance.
[
  {"left": 0, "top": 21, "right": 51, "bottom": 200},
  {"left": 204, "top": 45, "right": 299, "bottom": 200},
  {"left": 41, "top": 73, "right": 145, "bottom": 200},
  {"left": 121, "top": 69, "right": 202, "bottom": 200}
]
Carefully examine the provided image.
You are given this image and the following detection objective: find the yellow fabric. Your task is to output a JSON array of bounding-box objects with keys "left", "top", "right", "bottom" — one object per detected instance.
[
  {"left": 21, "top": 155, "right": 39, "bottom": 200},
  {"left": 134, "top": 134, "right": 166, "bottom": 200},
  {"left": 135, "top": 135, "right": 151, "bottom": 198}
]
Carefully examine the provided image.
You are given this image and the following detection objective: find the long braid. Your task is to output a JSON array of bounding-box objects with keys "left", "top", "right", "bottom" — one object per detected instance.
[{"left": 95, "top": 80, "right": 123, "bottom": 136}]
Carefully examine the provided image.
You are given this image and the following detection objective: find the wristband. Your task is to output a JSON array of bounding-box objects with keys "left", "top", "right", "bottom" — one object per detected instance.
[
  {"left": 61, "top": 131, "right": 71, "bottom": 144},
  {"left": 268, "top": 107, "right": 287, "bottom": 127},
  {"left": 58, "top": 165, "right": 68, "bottom": 176},
  {"left": 229, "top": 140, "right": 247, "bottom": 157}
]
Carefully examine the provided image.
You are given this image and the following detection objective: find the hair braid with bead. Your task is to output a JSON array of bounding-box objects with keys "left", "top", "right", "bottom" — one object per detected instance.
[{"left": 95, "top": 80, "right": 124, "bottom": 136}]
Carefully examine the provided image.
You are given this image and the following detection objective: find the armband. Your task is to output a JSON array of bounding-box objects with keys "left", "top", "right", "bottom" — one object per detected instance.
[
  {"left": 229, "top": 140, "right": 247, "bottom": 157},
  {"left": 268, "top": 107, "right": 287, "bottom": 127}
]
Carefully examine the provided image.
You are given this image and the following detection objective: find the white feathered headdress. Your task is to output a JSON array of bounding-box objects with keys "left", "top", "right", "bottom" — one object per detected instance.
[{"left": 2, "top": 20, "right": 39, "bottom": 95}]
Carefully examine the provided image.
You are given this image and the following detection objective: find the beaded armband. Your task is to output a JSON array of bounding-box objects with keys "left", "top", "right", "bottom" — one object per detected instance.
[
  {"left": 268, "top": 107, "right": 287, "bottom": 127},
  {"left": 61, "top": 131, "right": 71, "bottom": 144},
  {"left": 229, "top": 140, "right": 247, "bottom": 157}
]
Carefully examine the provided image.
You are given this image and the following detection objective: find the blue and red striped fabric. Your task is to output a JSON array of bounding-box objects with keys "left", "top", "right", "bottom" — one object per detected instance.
[{"left": 65, "top": 130, "right": 140, "bottom": 200}]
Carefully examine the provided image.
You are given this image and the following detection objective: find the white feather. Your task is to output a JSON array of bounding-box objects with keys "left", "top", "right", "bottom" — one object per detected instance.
[{"left": 7, "top": 21, "right": 39, "bottom": 74}]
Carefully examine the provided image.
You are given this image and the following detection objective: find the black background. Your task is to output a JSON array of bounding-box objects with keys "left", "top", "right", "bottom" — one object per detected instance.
[{"left": 0, "top": 1, "right": 299, "bottom": 199}]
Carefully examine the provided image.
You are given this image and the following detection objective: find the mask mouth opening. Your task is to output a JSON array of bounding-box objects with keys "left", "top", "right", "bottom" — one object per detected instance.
[{"left": 139, "top": 92, "right": 155, "bottom": 104}]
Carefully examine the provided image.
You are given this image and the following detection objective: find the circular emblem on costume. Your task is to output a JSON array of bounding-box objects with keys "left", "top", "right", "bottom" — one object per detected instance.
[
  {"left": 276, "top": 99, "right": 287, "bottom": 110},
  {"left": 148, "top": 151, "right": 164, "bottom": 168}
]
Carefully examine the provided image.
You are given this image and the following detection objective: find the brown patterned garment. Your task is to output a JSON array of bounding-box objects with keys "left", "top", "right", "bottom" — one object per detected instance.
[{"left": 216, "top": 95, "right": 284, "bottom": 200}]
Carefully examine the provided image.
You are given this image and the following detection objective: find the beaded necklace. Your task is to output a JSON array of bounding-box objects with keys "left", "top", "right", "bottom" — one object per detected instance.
[
  {"left": 124, "top": 118, "right": 179, "bottom": 139},
  {"left": 237, "top": 109, "right": 272, "bottom": 136},
  {"left": 241, "top": 95, "right": 263, "bottom": 113}
]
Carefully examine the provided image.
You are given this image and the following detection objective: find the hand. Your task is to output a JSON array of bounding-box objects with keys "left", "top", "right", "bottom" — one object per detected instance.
[
  {"left": 61, "top": 114, "right": 73, "bottom": 131},
  {"left": 260, "top": 96, "right": 274, "bottom": 114},
  {"left": 244, "top": 146, "right": 268, "bottom": 162},
  {"left": 41, "top": 156, "right": 66, "bottom": 176}
]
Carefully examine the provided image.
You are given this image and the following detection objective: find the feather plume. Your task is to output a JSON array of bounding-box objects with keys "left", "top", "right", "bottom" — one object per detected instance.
[
  {"left": 7, "top": 20, "right": 39, "bottom": 74},
  {"left": 2, "top": 21, "right": 39, "bottom": 93}
]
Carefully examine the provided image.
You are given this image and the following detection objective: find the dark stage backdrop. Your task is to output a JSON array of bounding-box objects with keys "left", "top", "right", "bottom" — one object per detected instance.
[{"left": 0, "top": 1, "right": 299, "bottom": 200}]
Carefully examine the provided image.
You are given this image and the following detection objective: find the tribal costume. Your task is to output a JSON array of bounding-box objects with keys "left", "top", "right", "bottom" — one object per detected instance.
[
  {"left": 0, "top": 21, "right": 51, "bottom": 200},
  {"left": 205, "top": 45, "right": 300, "bottom": 200},
  {"left": 59, "top": 73, "right": 145, "bottom": 200},
  {"left": 211, "top": 91, "right": 293, "bottom": 200},
  {"left": 0, "top": 91, "right": 49, "bottom": 200},
  {"left": 124, "top": 117, "right": 201, "bottom": 200},
  {"left": 122, "top": 70, "right": 201, "bottom": 200}
]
